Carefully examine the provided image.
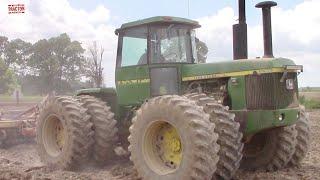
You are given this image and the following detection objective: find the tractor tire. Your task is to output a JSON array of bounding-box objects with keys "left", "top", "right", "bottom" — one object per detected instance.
[
  {"left": 288, "top": 106, "right": 311, "bottom": 166},
  {"left": 128, "top": 95, "right": 219, "bottom": 180},
  {"left": 77, "top": 95, "right": 118, "bottom": 164},
  {"left": 36, "top": 96, "right": 94, "bottom": 170},
  {"left": 241, "top": 125, "right": 297, "bottom": 171},
  {"left": 185, "top": 93, "right": 243, "bottom": 180}
]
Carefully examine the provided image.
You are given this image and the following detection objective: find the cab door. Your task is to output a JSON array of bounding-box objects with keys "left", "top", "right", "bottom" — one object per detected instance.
[{"left": 149, "top": 66, "right": 180, "bottom": 96}]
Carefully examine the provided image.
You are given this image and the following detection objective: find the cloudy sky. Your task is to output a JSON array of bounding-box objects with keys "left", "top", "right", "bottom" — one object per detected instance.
[{"left": 1, "top": 0, "right": 319, "bottom": 87}]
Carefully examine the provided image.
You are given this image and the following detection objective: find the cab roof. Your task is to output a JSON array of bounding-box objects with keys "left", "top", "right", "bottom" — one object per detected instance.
[{"left": 115, "top": 16, "right": 200, "bottom": 34}]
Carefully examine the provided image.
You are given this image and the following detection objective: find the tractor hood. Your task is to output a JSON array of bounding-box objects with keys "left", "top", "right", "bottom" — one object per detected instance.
[{"left": 181, "top": 58, "right": 301, "bottom": 82}]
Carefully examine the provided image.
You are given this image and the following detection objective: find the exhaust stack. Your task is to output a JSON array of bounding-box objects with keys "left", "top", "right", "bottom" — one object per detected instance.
[
  {"left": 233, "top": 0, "right": 248, "bottom": 60},
  {"left": 256, "top": 1, "right": 277, "bottom": 58}
]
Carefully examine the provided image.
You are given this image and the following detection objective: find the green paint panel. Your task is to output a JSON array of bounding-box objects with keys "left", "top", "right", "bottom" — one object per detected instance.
[
  {"left": 75, "top": 88, "right": 116, "bottom": 96},
  {"left": 228, "top": 76, "right": 246, "bottom": 110},
  {"left": 232, "top": 108, "right": 299, "bottom": 135},
  {"left": 116, "top": 65, "right": 150, "bottom": 105},
  {"left": 75, "top": 87, "right": 118, "bottom": 117},
  {"left": 181, "top": 58, "right": 296, "bottom": 78}
]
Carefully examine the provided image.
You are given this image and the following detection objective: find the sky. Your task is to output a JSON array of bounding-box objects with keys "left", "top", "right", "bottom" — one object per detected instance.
[{"left": 1, "top": 0, "right": 319, "bottom": 87}]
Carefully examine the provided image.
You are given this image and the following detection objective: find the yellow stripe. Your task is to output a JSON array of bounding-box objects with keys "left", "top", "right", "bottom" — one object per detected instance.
[
  {"left": 117, "top": 68, "right": 297, "bottom": 85},
  {"left": 117, "top": 78, "right": 150, "bottom": 85},
  {"left": 182, "top": 68, "right": 296, "bottom": 81}
]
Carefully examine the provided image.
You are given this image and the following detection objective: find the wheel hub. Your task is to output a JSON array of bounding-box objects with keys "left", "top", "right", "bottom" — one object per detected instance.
[
  {"left": 143, "top": 121, "right": 183, "bottom": 174},
  {"left": 157, "top": 124, "right": 182, "bottom": 168},
  {"left": 42, "top": 115, "right": 66, "bottom": 157},
  {"left": 55, "top": 121, "right": 65, "bottom": 150}
]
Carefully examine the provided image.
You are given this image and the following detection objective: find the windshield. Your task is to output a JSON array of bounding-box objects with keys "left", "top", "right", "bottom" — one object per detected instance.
[{"left": 150, "top": 25, "right": 197, "bottom": 64}]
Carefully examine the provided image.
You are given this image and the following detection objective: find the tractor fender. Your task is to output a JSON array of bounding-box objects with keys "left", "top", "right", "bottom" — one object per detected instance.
[{"left": 75, "top": 88, "right": 117, "bottom": 112}]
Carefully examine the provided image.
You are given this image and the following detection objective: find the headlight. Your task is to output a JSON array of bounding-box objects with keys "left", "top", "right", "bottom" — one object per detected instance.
[
  {"left": 284, "top": 65, "right": 303, "bottom": 72},
  {"left": 286, "top": 79, "right": 294, "bottom": 90},
  {"left": 279, "top": 113, "right": 285, "bottom": 121}
]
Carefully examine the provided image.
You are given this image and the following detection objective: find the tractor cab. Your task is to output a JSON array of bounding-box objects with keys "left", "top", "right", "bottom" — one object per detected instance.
[
  {"left": 115, "top": 16, "right": 200, "bottom": 66},
  {"left": 115, "top": 16, "right": 201, "bottom": 105},
  {"left": 116, "top": 17, "right": 200, "bottom": 67}
]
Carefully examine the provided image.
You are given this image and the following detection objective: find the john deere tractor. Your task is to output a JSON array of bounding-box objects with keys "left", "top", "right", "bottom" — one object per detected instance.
[{"left": 36, "top": 1, "right": 310, "bottom": 179}]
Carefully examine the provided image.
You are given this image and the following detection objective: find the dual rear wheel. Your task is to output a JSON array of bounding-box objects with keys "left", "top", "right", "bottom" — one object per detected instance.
[
  {"left": 36, "top": 95, "right": 118, "bottom": 169},
  {"left": 36, "top": 96, "right": 93, "bottom": 170}
]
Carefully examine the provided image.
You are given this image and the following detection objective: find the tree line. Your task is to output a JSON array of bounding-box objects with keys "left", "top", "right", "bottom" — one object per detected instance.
[
  {"left": 0, "top": 33, "right": 104, "bottom": 95},
  {"left": 0, "top": 33, "right": 208, "bottom": 95}
]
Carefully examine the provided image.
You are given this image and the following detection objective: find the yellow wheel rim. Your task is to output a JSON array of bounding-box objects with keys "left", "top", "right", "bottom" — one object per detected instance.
[
  {"left": 42, "top": 114, "right": 66, "bottom": 157},
  {"left": 143, "top": 120, "right": 182, "bottom": 175},
  {"left": 55, "top": 120, "right": 65, "bottom": 150}
]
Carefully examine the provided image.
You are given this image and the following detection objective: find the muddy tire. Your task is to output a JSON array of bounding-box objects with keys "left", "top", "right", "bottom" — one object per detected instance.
[
  {"left": 77, "top": 95, "right": 118, "bottom": 164},
  {"left": 36, "top": 96, "right": 94, "bottom": 170},
  {"left": 241, "top": 125, "right": 297, "bottom": 171},
  {"left": 128, "top": 95, "right": 219, "bottom": 180},
  {"left": 185, "top": 93, "right": 243, "bottom": 180},
  {"left": 289, "top": 106, "right": 311, "bottom": 166}
]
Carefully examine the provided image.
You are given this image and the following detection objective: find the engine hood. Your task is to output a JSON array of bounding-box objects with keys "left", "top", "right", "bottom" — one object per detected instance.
[{"left": 181, "top": 58, "right": 298, "bottom": 81}]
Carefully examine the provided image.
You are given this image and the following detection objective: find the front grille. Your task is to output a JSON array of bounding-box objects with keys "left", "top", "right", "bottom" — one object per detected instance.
[{"left": 245, "top": 73, "right": 299, "bottom": 110}]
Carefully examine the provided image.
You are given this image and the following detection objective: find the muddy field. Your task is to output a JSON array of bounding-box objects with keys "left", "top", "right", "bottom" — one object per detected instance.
[
  {"left": 300, "top": 91, "right": 320, "bottom": 101},
  {"left": 0, "top": 103, "right": 319, "bottom": 180}
]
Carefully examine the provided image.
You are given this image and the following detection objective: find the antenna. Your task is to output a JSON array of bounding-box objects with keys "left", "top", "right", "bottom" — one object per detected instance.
[{"left": 187, "top": 0, "right": 190, "bottom": 17}]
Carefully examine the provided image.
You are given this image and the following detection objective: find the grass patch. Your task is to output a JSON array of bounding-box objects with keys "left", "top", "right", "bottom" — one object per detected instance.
[
  {"left": 299, "top": 95, "right": 320, "bottom": 109},
  {"left": 0, "top": 95, "right": 43, "bottom": 103}
]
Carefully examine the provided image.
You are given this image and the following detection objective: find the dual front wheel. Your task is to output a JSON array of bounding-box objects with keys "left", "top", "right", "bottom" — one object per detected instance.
[
  {"left": 128, "top": 95, "right": 311, "bottom": 179},
  {"left": 128, "top": 95, "right": 220, "bottom": 180},
  {"left": 128, "top": 94, "right": 244, "bottom": 180}
]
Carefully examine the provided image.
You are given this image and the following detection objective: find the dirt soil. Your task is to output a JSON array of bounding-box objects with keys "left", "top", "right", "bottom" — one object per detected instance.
[{"left": 0, "top": 103, "right": 319, "bottom": 180}]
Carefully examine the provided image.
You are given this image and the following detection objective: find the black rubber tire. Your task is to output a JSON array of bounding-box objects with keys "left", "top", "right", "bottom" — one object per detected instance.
[
  {"left": 128, "top": 95, "right": 219, "bottom": 180},
  {"left": 36, "top": 96, "right": 94, "bottom": 170},
  {"left": 77, "top": 95, "right": 118, "bottom": 164},
  {"left": 241, "top": 125, "right": 297, "bottom": 171},
  {"left": 185, "top": 93, "right": 243, "bottom": 180},
  {"left": 289, "top": 106, "right": 311, "bottom": 166}
]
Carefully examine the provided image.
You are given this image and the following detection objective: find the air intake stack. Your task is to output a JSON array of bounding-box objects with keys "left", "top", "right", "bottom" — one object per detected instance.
[
  {"left": 256, "top": 1, "right": 277, "bottom": 58},
  {"left": 233, "top": 0, "right": 248, "bottom": 60}
]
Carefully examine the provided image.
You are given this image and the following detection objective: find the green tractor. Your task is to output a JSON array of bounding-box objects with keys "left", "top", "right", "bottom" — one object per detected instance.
[{"left": 36, "top": 1, "right": 310, "bottom": 179}]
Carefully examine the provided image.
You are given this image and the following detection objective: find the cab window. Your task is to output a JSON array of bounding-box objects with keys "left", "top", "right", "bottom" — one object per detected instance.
[
  {"left": 121, "top": 27, "right": 148, "bottom": 66},
  {"left": 150, "top": 25, "right": 193, "bottom": 64}
]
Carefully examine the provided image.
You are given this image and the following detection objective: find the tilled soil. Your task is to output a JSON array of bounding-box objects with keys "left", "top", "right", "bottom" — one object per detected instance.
[{"left": 0, "top": 103, "right": 319, "bottom": 180}]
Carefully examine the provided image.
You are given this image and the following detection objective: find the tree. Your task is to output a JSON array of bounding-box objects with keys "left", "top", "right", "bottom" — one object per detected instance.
[
  {"left": 196, "top": 38, "right": 208, "bottom": 63},
  {"left": 1, "top": 34, "right": 89, "bottom": 94},
  {"left": 28, "top": 39, "right": 58, "bottom": 94},
  {"left": 0, "top": 58, "right": 16, "bottom": 94},
  {"left": 27, "top": 34, "right": 87, "bottom": 94},
  {"left": 62, "top": 40, "right": 86, "bottom": 82},
  {"left": 86, "top": 41, "right": 104, "bottom": 88},
  {"left": 4, "top": 39, "right": 32, "bottom": 75},
  {"left": 0, "top": 36, "right": 9, "bottom": 58}
]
